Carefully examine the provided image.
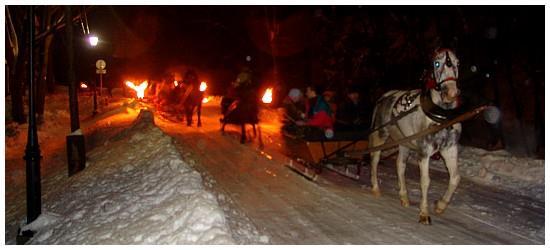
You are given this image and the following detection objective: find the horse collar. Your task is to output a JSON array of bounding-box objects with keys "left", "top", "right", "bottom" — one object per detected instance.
[{"left": 420, "top": 90, "right": 459, "bottom": 123}]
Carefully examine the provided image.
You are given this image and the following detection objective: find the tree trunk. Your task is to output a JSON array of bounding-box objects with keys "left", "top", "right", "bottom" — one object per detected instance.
[
  {"left": 65, "top": 6, "right": 80, "bottom": 132},
  {"left": 46, "top": 40, "right": 56, "bottom": 93},
  {"left": 36, "top": 33, "right": 54, "bottom": 124},
  {"left": 36, "top": 6, "right": 53, "bottom": 124},
  {"left": 10, "top": 9, "right": 28, "bottom": 124}
]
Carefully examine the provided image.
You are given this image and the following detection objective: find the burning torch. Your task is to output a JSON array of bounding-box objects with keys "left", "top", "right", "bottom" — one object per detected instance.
[
  {"left": 200, "top": 81, "right": 211, "bottom": 103},
  {"left": 262, "top": 87, "right": 273, "bottom": 104},
  {"left": 125, "top": 81, "right": 148, "bottom": 99}
]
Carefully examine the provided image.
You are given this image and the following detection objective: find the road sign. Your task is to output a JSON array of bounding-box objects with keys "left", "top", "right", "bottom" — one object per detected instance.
[{"left": 95, "top": 59, "right": 106, "bottom": 70}]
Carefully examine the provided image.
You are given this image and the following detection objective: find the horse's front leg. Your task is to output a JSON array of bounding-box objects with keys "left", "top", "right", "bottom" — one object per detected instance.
[
  {"left": 184, "top": 105, "right": 193, "bottom": 126},
  {"left": 369, "top": 130, "right": 386, "bottom": 197},
  {"left": 396, "top": 146, "right": 410, "bottom": 207},
  {"left": 418, "top": 155, "right": 432, "bottom": 225},
  {"left": 435, "top": 145, "right": 460, "bottom": 214},
  {"left": 257, "top": 124, "right": 264, "bottom": 150},
  {"left": 252, "top": 124, "right": 257, "bottom": 137}
]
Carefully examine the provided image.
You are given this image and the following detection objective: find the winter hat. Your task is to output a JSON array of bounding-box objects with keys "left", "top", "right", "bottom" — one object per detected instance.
[{"left": 288, "top": 88, "right": 302, "bottom": 102}]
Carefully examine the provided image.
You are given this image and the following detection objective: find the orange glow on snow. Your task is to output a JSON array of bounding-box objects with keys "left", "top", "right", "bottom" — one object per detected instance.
[
  {"left": 200, "top": 81, "right": 208, "bottom": 92},
  {"left": 125, "top": 81, "right": 148, "bottom": 99},
  {"left": 260, "top": 151, "right": 273, "bottom": 160},
  {"left": 262, "top": 88, "right": 273, "bottom": 104}
]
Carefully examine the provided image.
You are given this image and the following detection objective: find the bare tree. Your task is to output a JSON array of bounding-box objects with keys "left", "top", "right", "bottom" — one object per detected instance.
[{"left": 7, "top": 6, "right": 28, "bottom": 124}]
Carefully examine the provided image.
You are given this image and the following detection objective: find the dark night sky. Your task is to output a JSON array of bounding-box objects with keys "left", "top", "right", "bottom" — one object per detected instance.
[
  {"left": 53, "top": 5, "right": 544, "bottom": 96},
  {"left": 40, "top": 4, "right": 547, "bottom": 156}
]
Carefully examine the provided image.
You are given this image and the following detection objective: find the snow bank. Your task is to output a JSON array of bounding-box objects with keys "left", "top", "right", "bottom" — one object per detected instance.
[
  {"left": 459, "top": 146, "right": 544, "bottom": 200},
  {"left": 20, "top": 110, "right": 235, "bottom": 244},
  {"left": 431, "top": 146, "right": 544, "bottom": 200}
]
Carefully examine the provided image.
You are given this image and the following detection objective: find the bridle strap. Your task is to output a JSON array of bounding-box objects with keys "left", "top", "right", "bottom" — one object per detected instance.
[{"left": 432, "top": 51, "right": 457, "bottom": 90}]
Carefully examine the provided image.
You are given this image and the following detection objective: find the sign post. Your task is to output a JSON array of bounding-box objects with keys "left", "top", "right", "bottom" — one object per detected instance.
[
  {"left": 95, "top": 59, "right": 106, "bottom": 96},
  {"left": 93, "top": 60, "right": 106, "bottom": 114}
]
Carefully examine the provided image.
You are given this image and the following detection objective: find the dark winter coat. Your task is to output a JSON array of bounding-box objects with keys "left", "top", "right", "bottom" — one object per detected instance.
[
  {"left": 282, "top": 96, "right": 306, "bottom": 125},
  {"left": 334, "top": 99, "right": 371, "bottom": 131}
]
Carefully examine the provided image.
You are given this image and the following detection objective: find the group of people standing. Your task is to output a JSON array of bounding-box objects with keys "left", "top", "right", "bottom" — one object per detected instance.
[{"left": 282, "top": 84, "right": 372, "bottom": 139}]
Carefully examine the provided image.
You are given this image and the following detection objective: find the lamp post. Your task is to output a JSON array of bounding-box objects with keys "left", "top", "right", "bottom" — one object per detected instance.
[
  {"left": 17, "top": 6, "right": 42, "bottom": 244},
  {"left": 24, "top": 5, "right": 41, "bottom": 225},
  {"left": 87, "top": 36, "right": 100, "bottom": 114},
  {"left": 96, "top": 59, "right": 106, "bottom": 97}
]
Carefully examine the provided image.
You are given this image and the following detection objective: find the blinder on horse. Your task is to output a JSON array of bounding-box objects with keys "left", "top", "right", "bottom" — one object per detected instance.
[{"left": 432, "top": 49, "right": 459, "bottom": 92}]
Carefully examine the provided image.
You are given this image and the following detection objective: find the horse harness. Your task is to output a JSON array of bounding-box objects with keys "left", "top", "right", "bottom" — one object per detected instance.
[{"left": 371, "top": 89, "right": 459, "bottom": 137}]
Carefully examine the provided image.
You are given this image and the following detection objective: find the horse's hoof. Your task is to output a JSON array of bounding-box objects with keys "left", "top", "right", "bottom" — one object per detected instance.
[
  {"left": 371, "top": 187, "right": 381, "bottom": 198},
  {"left": 418, "top": 215, "right": 432, "bottom": 225},
  {"left": 434, "top": 200, "right": 448, "bottom": 214},
  {"left": 197, "top": 123, "right": 202, "bottom": 127},
  {"left": 400, "top": 198, "right": 410, "bottom": 207}
]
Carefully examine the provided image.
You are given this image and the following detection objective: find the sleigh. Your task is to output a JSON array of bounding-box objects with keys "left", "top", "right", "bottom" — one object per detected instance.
[
  {"left": 282, "top": 105, "right": 489, "bottom": 182},
  {"left": 282, "top": 128, "right": 371, "bottom": 181}
]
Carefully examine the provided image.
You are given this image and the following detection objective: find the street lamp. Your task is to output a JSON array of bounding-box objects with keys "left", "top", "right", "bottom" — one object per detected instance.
[
  {"left": 88, "top": 35, "right": 98, "bottom": 47},
  {"left": 87, "top": 34, "right": 101, "bottom": 114}
]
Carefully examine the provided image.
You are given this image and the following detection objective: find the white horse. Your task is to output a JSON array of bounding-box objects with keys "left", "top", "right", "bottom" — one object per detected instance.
[{"left": 369, "top": 48, "right": 461, "bottom": 225}]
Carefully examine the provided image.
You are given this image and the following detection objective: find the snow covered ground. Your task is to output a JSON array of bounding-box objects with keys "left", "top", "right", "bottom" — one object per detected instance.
[
  {"left": 157, "top": 101, "right": 545, "bottom": 244},
  {"left": 15, "top": 110, "right": 234, "bottom": 244},
  {"left": 448, "top": 146, "right": 543, "bottom": 200},
  {"left": 4, "top": 89, "right": 257, "bottom": 244},
  {"left": 403, "top": 144, "right": 546, "bottom": 202}
]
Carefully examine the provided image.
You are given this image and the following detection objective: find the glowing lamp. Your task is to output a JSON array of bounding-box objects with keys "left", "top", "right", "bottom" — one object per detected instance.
[{"left": 88, "top": 35, "right": 99, "bottom": 47}]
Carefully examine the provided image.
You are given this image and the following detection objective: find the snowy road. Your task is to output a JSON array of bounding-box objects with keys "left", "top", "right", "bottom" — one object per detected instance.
[{"left": 157, "top": 101, "right": 544, "bottom": 244}]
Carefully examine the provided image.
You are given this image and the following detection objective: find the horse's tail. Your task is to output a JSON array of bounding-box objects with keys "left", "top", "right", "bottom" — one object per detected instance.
[{"left": 370, "top": 102, "right": 380, "bottom": 130}]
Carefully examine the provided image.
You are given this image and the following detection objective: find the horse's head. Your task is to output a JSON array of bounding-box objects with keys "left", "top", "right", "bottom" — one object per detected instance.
[{"left": 428, "top": 48, "right": 460, "bottom": 109}]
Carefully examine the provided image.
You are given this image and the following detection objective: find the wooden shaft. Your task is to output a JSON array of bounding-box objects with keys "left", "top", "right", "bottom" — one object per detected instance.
[{"left": 364, "top": 105, "right": 489, "bottom": 154}]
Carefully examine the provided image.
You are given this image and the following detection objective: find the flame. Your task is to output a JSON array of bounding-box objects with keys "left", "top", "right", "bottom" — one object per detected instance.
[
  {"left": 80, "top": 83, "right": 88, "bottom": 89},
  {"left": 262, "top": 88, "right": 273, "bottom": 104},
  {"left": 174, "top": 80, "right": 179, "bottom": 87},
  {"left": 200, "top": 81, "right": 207, "bottom": 92},
  {"left": 125, "top": 80, "right": 148, "bottom": 99},
  {"left": 202, "top": 96, "right": 213, "bottom": 103}
]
